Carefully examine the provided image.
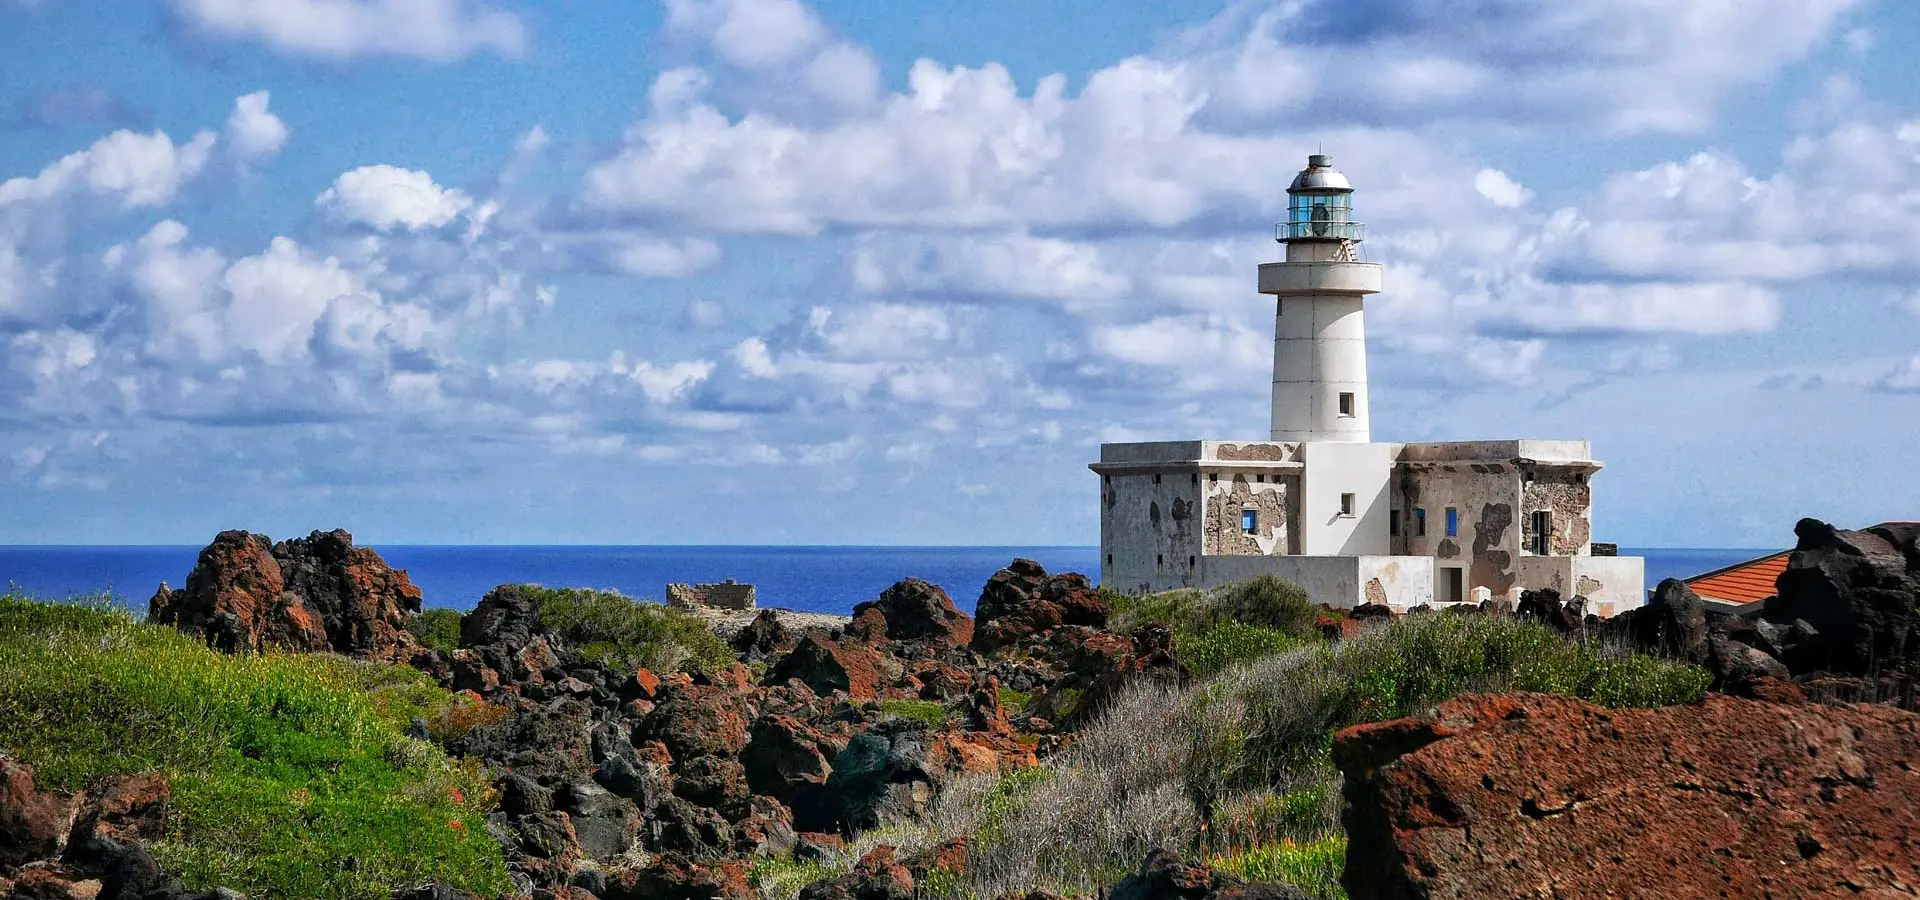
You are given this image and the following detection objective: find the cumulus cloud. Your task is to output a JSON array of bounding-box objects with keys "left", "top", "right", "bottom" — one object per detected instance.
[
  {"left": 1474, "top": 169, "right": 1532, "bottom": 208},
  {"left": 166, "top": 0, "right": 526, "bottom": 62},
  {"left": 0, "top": 127, "right": 216, "bottom": 209},
  {"left": 666, "top": 0, "right": 827, "bottom": 69},
  {"left": 316, "top": 165, "right": 472, "bottom": 232},
  {"left": 225, "top": 91, "right": 288, "bottom": 161}
]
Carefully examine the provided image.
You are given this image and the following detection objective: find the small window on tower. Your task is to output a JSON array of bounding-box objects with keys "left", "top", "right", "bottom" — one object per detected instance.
[
  {"left": 1390, "top": 510, "right": 1401, "bottom": 537},
  {"left": 1339, "top": 493, "right": 1356, "bottom": 516},
  {"left": 1415, "top": 508, "right": 1427, "bottom": 537},
  {"left": 1241, "top": 509, "right": 1258, "bottom": 535},
  {"left": 1338, "top": 392, "right": 1355, "bottom": 417},
  {"left": 1445, "top": 507, "right": 1458, "bottom": 537}
]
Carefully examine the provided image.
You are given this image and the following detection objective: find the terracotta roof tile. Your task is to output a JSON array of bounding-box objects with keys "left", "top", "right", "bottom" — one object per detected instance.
[{"left": 1685, "top": 552, "right": 1790, "bottom": 605}]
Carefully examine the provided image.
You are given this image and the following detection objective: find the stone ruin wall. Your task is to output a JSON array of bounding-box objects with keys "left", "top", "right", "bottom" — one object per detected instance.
[{"left": 666, "top": 580, "right": 757, "bottom": 612}]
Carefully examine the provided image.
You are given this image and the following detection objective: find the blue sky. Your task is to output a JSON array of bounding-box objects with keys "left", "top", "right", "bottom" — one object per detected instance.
[{"left": 3, "top": 0, "right": 1918, "bottom": 547}]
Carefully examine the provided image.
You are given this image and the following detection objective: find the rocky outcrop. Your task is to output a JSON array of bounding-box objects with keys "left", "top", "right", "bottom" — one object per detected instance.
[
  {"left": 1766, "top": 518, "right": 1919, "bottom": 677},
  {"left": 972, "top": 560, "right": 1108, "bottom": 652},
  {"left": 1334, "top": 692, "right": 1920, "bottom": 900},
  {"left": 852, "top": 579, "right": 974, "bottom": 648},
  {"left": 763, "top": 635, "right": 888, "bottom": 700},
  {"left": 149, "top": 529, "right": 422, "bottom": 657},
  {"left": 0, "top": 761, "right": 207, "bottom": 900}
]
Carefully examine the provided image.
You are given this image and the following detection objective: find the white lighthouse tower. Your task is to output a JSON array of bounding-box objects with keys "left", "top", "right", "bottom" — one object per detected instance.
[{"left": 1258, "top": 154, "right": 1382, "bottom": 443}]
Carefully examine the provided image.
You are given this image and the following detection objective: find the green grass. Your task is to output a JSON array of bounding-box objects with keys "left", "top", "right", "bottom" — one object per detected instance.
[
  {"left": 876, "top": 699, "right": 951, "bottom": 729},
  {"left": 1109, "top": 577, "right": 1322, "bottom": 676},
  {"left": 519, "top": 584, "right": 733, "bottom": 676},
  {"left": 405, "top": 608, "right": 462, "bottom": 653},
  {"left": 0, "top": 592, "right": 509, "bottom": 900},
  {"left": 1211, "top": 836, "right": 1346, "bottom": 900},
  {"left": 997, "top": 686, "right": 1032, "bottom": 715}
]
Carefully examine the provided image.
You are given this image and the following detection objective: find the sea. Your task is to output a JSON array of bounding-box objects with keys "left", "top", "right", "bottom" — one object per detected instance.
[{"left": 0, "top": 545, "right": 1774, "bottom": 615}]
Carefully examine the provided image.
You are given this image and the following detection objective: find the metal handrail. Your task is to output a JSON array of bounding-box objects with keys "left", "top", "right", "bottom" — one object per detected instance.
[{"left": 1275, "top": 220, "right": 1367, "bottom": 242}]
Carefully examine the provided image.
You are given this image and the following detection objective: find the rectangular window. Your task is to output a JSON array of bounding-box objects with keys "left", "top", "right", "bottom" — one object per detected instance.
[
  {"left": 1338, "top": 392, "right": 1355, "bottom": 417},
  {"left": 1445, "top": 507, "right": 1458, "bottom": 537},
  {"left": 1415, "top": 508, "right": 1427, "bottom": 537},
  {"left": 1390, "top": 510, "right": 1400, "bottom": 537},
  {"left": 1339, "top": 493, "right": 1356, "bottom": 516},
  {"left": 1531, "top": 510, "right": 1552, "bottom": 555},
  {"left": 1444, "top": 568, "right": 1465, "bottom": 603},
  {"left": 1241, "top": 509, "right": 1258, "bottom": 534}
]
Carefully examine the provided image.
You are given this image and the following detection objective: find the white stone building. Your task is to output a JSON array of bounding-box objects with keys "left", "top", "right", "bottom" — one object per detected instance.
[{"left": 1090, "top": 155, "right": 1646, "bottom": 616}]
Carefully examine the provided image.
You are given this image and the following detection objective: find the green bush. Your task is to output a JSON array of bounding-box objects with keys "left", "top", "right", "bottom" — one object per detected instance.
[
  {"left": 406, "top": 608, "right": 463, "bottom": 653},
  {"left": 0, "top": 592, "right": 509, "bottom": 900},
  {"left": 1211, "top": 836, "right": 1346, "bottom": 900},
  {"left": 750, "top": 856, "right": 842, "bottom": 900},
  {"left": 1177, "top": 621, "right": 1308, "bottom": 678},
  {"left": 522, "top": 585, "right": 733, "bottom": 676}
]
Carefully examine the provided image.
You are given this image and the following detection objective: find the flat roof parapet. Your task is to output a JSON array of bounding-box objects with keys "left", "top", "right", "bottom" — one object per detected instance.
[{"left": 1396, "top": 439, "right": 1594, "bottom": 464}]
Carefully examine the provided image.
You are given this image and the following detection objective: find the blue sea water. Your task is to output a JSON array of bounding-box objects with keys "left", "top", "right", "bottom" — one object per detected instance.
[{"left": 0, "top": 545, "right": 1775, "bottom": 615}]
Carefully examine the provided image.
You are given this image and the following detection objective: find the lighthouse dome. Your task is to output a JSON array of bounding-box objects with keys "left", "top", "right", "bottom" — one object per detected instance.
[{"left": 1288, "top": 154, "right": 1353, "bottom": 193}]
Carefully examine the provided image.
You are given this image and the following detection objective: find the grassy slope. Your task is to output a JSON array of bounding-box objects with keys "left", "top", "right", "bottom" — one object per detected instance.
[{"left": 0, "top": 593, "right": 510, "bottom": 900}]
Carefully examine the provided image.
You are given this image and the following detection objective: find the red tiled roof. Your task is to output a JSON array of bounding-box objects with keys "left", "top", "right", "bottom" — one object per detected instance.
[{"left": 1685, "top": 552, "right": 1790, "bottom": 605}]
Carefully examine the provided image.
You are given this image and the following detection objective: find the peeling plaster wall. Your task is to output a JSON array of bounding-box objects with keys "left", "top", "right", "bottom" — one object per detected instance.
[
  {"left": 1521, "top": 467, "right": 1594, "bottom": 556},
  {"left": 1515, "top": 555, "right": 1646, "bottom": 617},
  {"left": 1394, "top": 462, "right": 1522, "bottom": 602},
  {"left": 667, "top": 581, "right": 756, "bottom": 611},
  {"left": 1100, "top": 469, "right": 1204, "bottom": 594},
  {"left": 1203, "top": 473, "right": 1293, "bottom": 556}
]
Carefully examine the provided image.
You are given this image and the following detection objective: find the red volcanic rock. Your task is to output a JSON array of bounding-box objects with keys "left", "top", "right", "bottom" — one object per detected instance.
[
  {"left": 636, "top": 682, "right": 751, "bottom": 761},
  {"left": 742, "top": 715, "right": 835, "bottom": 798},
  {"left": 149, "top": 529, "right": 422, "bottom": 657},
  {"left": 907, "top": 836, "right": 969, "bottom": 881},
  {"left": 847, "top": 607, "right": 890, "bottom": 644},
  {"left": 799, "top": 846, "right": 915, "bottom": 900},
  {"left": 910, "top": 661, "right": 973, "bottom": 701},
  {"left": 764, "top": 635, "right": 887, "bottom": 700},
  {"left": 972, "top": 559, "right": 1107, "bottom": 652},
  {"left": 0, "top": 759, "right": 76, "bottom": 869},
  {"left": 603, "top": 854, "right": 754, "bottom": 900},
  {"left": 853, "top": 579, "right": 975, "bottom": 648},
  {"left": 70, "top": 773, "right": 169, "bottom": 847},
  {"left": 1334, "top": 692, "right": 1920, "bottom": 900}
]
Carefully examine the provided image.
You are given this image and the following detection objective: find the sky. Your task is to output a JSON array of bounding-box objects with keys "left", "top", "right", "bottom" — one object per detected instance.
[{"left": 2, "top": 0, "right": 1918, "bottom": 548}]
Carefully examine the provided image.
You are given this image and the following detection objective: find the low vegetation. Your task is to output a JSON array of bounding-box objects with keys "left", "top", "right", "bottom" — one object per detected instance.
[
  {"left": 1107, "top": 576, "right": 1322, "bottom": 676},
  {"left": 405, "top": 606, "right": 463, "bottom": 652},
  {"left": 0, "top": 592, "right": 510, "bottom": 900},
  {"left": 878, "top": 606, "right": 1709, "bottom": 899},
  {"left": 523, "top": 584, "right": 734, "bottom": 676}
]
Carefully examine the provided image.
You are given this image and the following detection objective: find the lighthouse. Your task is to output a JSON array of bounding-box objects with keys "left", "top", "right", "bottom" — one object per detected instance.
[{"left": 1258, "top": 154, "right": 1382, "bottom": 443}]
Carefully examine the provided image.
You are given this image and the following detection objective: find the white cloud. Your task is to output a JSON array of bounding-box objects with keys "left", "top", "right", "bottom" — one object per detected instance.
[
  {"left": 167, "top": 0, "right": 525, "bottom": 62},
  {"left": 221, "top": 237, "right": 360, "bottom": 359},
  {"left": 225, "top": 91, "right": 288, "bottom": 161},
  {"left": 588, "top": 234, "right": 721, "bottom": 278},
  {"left": 1874, "top": 356, "right": 1920, "bottom": 394},
  {"left": 1474, "top": 169, "right": 1532, "bottom": 208},
  {"left": 0, "top": 128, "right": 216, "bottom": 209},
  {"left": 1503, "top": 282, "right": 1780, "bottom": 336},
  {"left": 681, "top": 298, "right": 726, "bottom": 330},
  {"left": 316, "top": 165, "right": 472, "bottom": 232},
  {"left": 666, "top": 0, "right": 827, "bottom": 69},
  {"left": 851, "top": 232, "right": 1129, "bottom": 308}
]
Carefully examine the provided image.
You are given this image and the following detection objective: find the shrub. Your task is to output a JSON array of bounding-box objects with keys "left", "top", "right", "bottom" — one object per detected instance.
[
  {"left": 525, "top": 585, "right": 733, "bottom": 676},
  {"left": 406, "top": 607, "right": 463, "bottom": 653},
  {"left": 0, "top": 592, "right": 509, "bottom": 900},
  {"left": 749, "top": 856, "right": 841, "bottom": 900},
  {"left": 903, "top": 614, "right": 1709, "bottom": 898},
  {"left": 1211, "top": 836, "right": 1346, "bottom": 900},
  {"left": 1177, "top": 621, "right": 1307, "bottom": 678}
]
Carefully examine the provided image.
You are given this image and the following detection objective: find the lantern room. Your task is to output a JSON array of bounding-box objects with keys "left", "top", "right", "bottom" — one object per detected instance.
[{"left": 1279, "top": 154, "right": 1365, "bottom": 243}]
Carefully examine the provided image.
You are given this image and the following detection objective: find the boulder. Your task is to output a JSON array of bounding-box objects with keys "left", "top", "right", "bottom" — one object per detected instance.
[
  {"left": 852, "top": 579, "right": 975, "bottom": 648},
  {"left": 636, "top": 683, "right": 751, "bottom": 761},
  {"left": 0, "top": 759, "right": 77, "bottom": 868},
  {"left": 461, "top": 584, "right": 545, "bottom": 653},
  {"left": 1334, "top": 692, "right": 1920, "bottom": 900},
  {"left": 647, "top": 796, "right": 735, "bottom": 856},
  {"left": 601, "top": 854, "right": 753, "bottom": 900},
  {"left": 1608, "top": 578, "right": 1711, "bottom": 666},
  {"left": 741, "top": 715, "right": 835, "bottom": 798},
  {"left": 730, "top": 610, "right": 792, "bottom": 661},
  {"left": 1109, "top": 849, "right": 1307, "bottom": 900},
  {"left": 797, "top": 720, "right": 933, "bottom": 834},
  {"left": 763, "top": 635, "right": 887, "bottom": 700},
  {"left": 798, "top": 846, "right": 915, "bottom": 900},
  {"left": 150, "top": 529, "right": 422, "bottom": 657},
  {"left": 1763, "top": 518, "right": 1919, "bottom": 676},
  {"left": 972, "top": 560, "right": 1107, "bottom": 652}
]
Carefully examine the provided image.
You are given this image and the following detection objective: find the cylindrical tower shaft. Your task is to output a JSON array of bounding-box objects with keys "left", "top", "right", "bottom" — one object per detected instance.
[{"left": 1260, "top": 154, "right": 1382, "bottom": 443}]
